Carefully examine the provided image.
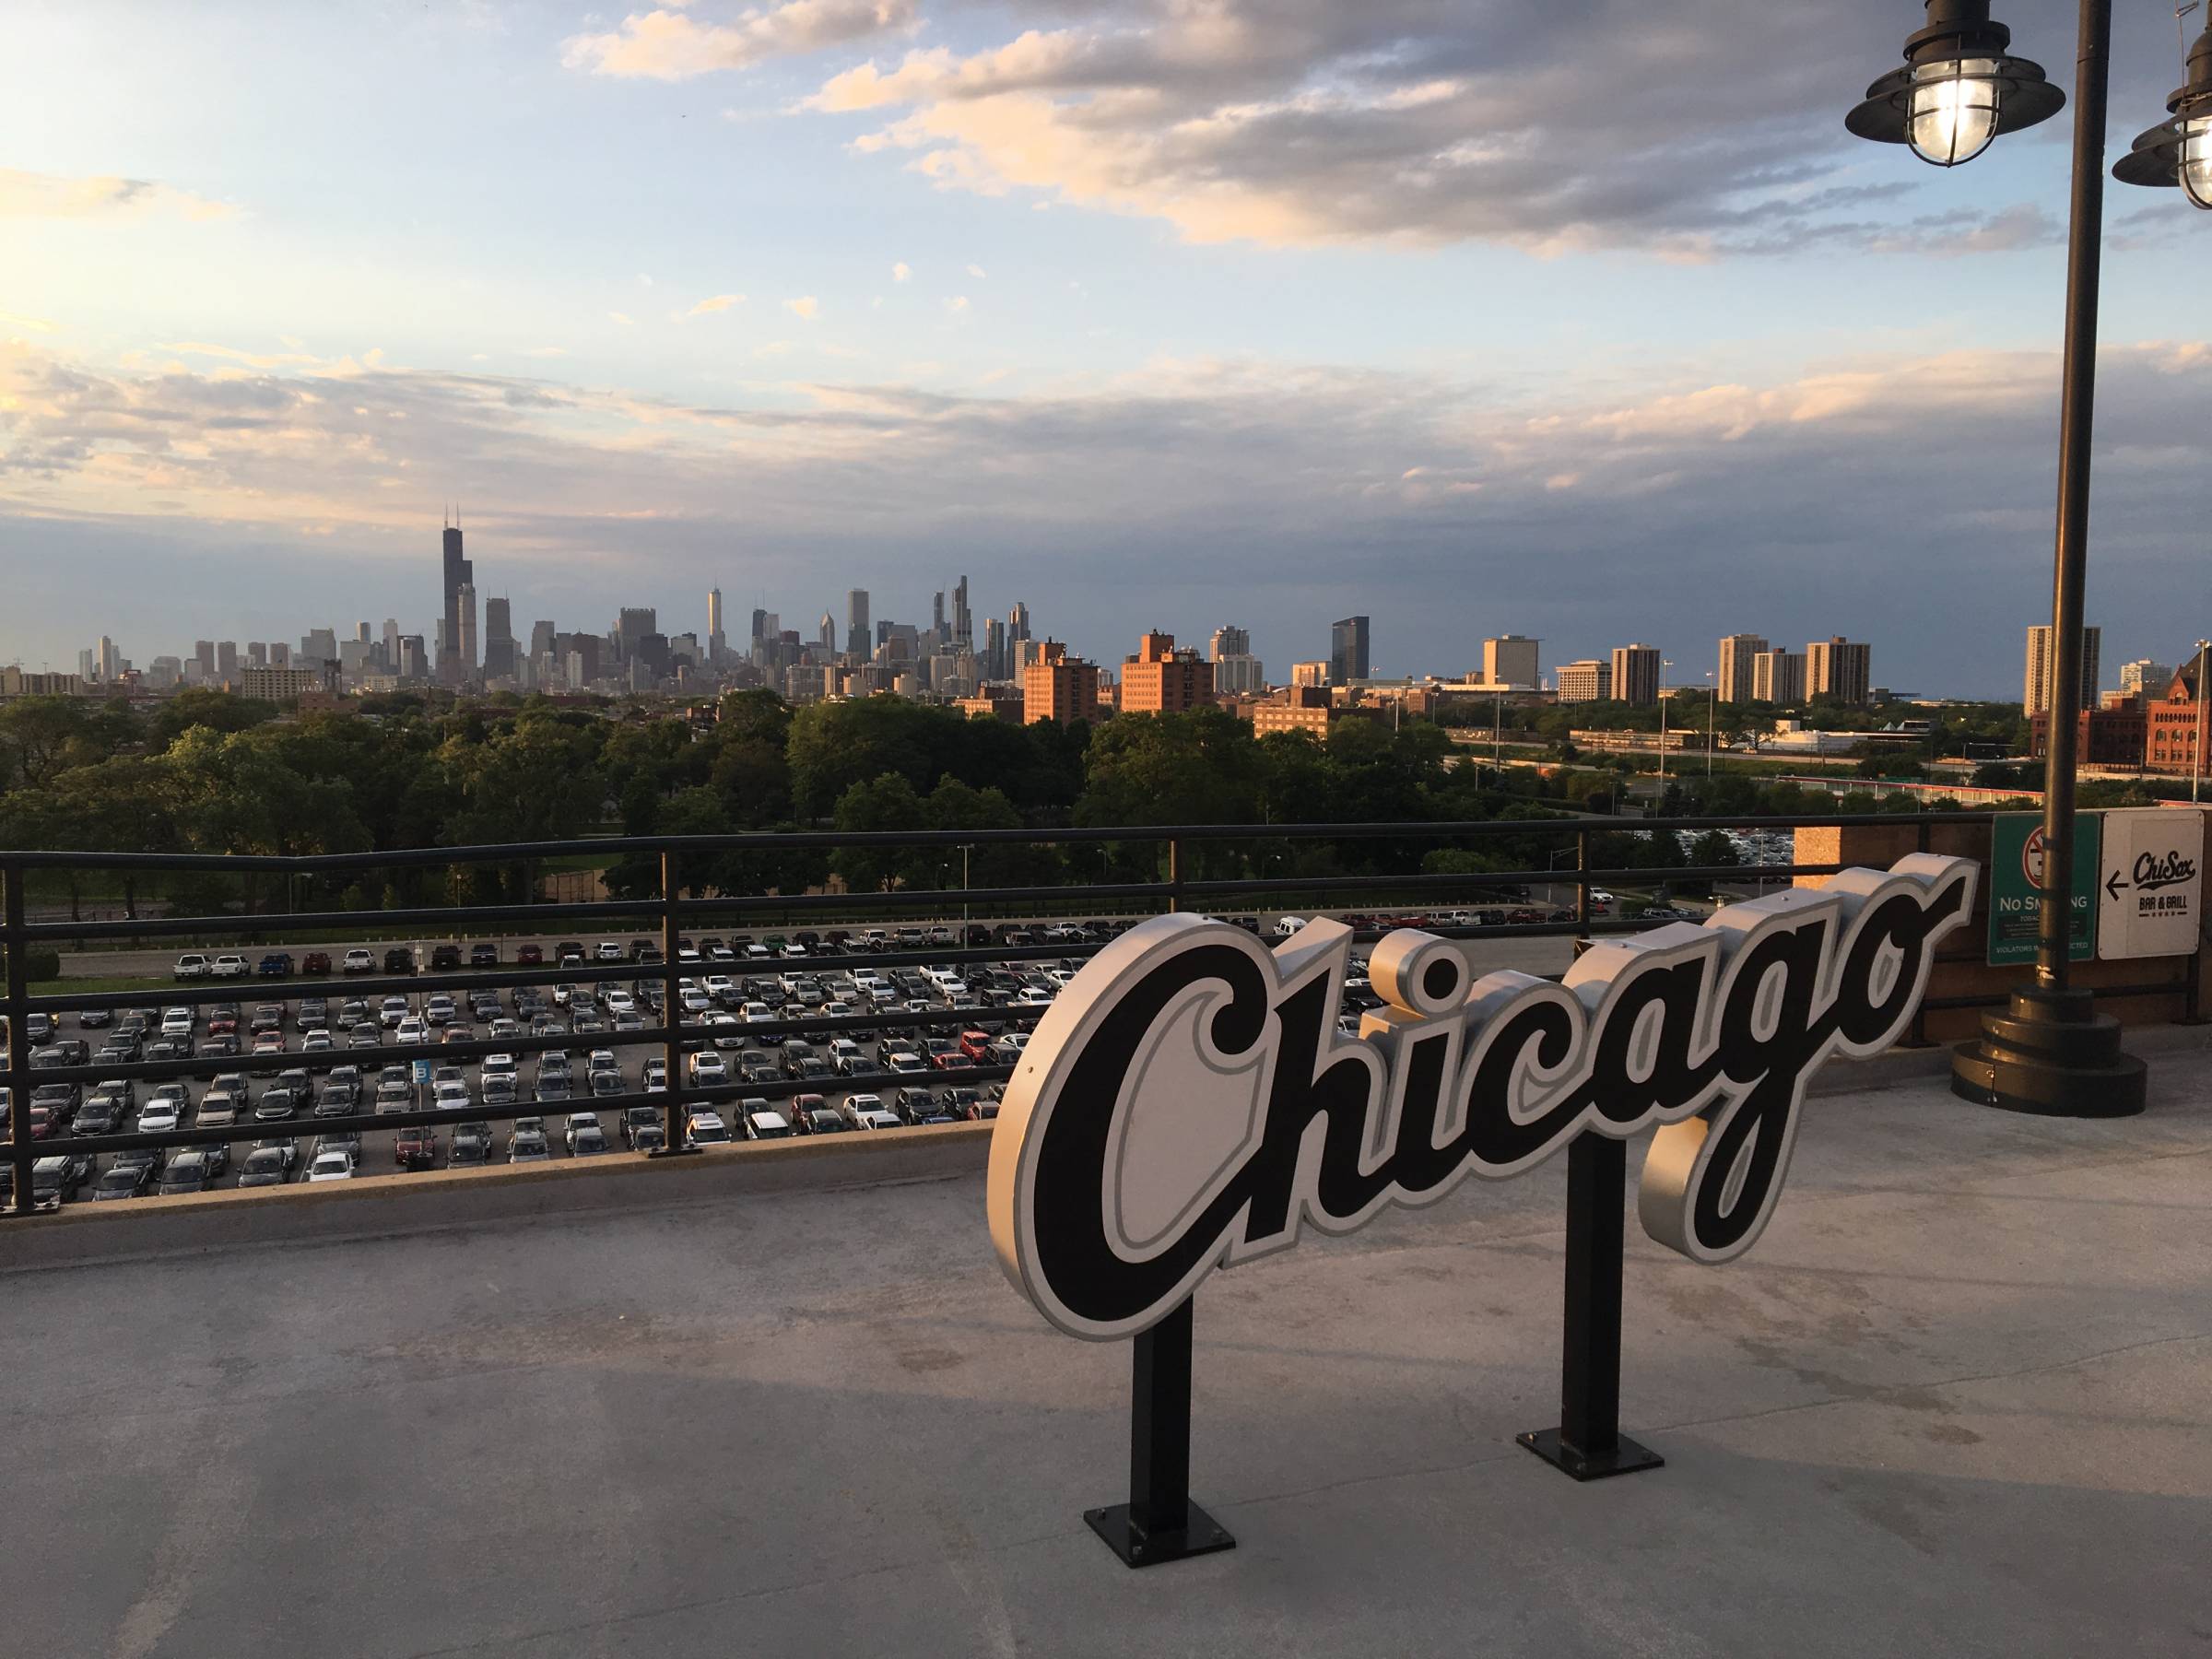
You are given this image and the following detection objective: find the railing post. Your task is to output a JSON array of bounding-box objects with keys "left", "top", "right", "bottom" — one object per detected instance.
[
  {"left": 1517, "top": 1135, "right": 1664, "bottom": 1480},
  {"left": 653, "top": 849, "right": 696, "bottom": 1157},
  {"left": 1166, "top": 837, "right": 1182, "bottom": 915},
  {"left": 5, "top": 861, "right": 34, "bottom": 1217}
]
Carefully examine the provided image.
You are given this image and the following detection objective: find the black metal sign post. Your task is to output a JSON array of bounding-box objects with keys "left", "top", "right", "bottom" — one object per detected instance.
[
  {"left": 1517, "top": 1135, "right": 1665, "bottom": 1480},
  {"left": 1086, "top": 1297, "right": 1235, "bottom": 1567}
]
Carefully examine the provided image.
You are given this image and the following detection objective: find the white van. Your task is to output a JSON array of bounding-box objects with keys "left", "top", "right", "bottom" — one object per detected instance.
[{"left": 1273, "top": 915, "right": 1310, "bottom": 938}]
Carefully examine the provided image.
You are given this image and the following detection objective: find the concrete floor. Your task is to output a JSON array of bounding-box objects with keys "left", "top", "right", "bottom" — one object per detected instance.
[{"left": 3, "top": 1037, "right": 2207, "bottom": 1658}]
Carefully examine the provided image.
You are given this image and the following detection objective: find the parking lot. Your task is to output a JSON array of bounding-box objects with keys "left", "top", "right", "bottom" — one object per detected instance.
[{"left": 8, "top": 906, "right": 1619, "bottom": 1206}]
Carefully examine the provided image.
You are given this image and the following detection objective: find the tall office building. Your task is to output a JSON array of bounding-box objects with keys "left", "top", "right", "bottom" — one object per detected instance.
[
  {"left": 982, "top": 616, "right": 1006, "bottom": 680},
  {"left": 456, "top": 583, "right": 479, "bottom": 677},
  {"left": 248, "top": 641, "right": 268, "bottom": 668},
  {"left": 1210, "top": 625, "right": 1251, "bottom": 660},
  {"left": 1806, "top": 636, "right": 1871, "bottom": 705},
  {"left": 818, "top": 613, "right": 837, "bottom": 652},
  {"left": 440, "top": 513, "right": 473, "bottom": 682},
  {"left": 482, "top": 597, "right": 516, "bottom": 680},
  {"left": 846, "top": 590, "right": 870, "bottom": 658},
  {"left": 1751, "top": 650, "right": 1806, "bottom": 704},
  {"left": 1008, "top": 602, "right": 1031, "bottom": 644},
  {"left": 750, "top": 607, "right": 769, "bottom": 645},
  {"left": 381, "top": 619, "right": 399, "bottom": 670},
  {"left": 194, "top": 641, "right": 216, "bottom": 678},
  {"left": 269, "top": 642, "right": 289, "bottom": 668},
  {"left": 301, "top": 627, "right": 338, "bottom": 665},
  {"left": 1482, "top": 635, "right": 1541, "bottom": 689},
  {"left": 2119, "top": 658, "right": 2172, "bottom": 700},
  {"left": 1557, "top": 660, "right": 1612, "bottom": 704},
  {"left": 217, "top": 641, "right": 238, "bottom": 678},
  {"left": 707, "top": 588, "right": 725, "bottom": 665},
  {"left": 1717, "top": 633, "right": 1769, "bottom": 705},
  {"left": 529, "top": 620, "right": 558, "bottom": 665},
  {"left": 1610, "top": 643, "right": 1662, "bottom": 707},
  {"left": 2024, "top": 624, "right": 2101, "bottom": 714},
  {"left": 953, "top": 576, "right": 971, "bottom": 645},
  {"left": 1330, "top": 616, "right": 1371, "bottom": 684}
]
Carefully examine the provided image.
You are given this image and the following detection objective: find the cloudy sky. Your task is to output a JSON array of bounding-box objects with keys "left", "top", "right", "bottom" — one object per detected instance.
[{"left": 1, "top": 0, "right": 2206, "bottom": 694}]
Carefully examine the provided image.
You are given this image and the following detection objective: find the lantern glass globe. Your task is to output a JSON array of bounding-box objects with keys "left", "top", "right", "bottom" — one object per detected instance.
[{"left": 1908, "top": 58, "right": 2002, "bottom": 166}]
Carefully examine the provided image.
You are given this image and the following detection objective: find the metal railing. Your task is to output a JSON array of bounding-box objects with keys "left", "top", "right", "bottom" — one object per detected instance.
[{"left": 1, "top": 811, "right": 2195, "bottom": 1215}]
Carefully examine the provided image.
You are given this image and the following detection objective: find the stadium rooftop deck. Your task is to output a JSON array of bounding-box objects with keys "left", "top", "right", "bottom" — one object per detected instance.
[{"left": 4, "top": 1035, "right": 2206, "bottom": 1659}]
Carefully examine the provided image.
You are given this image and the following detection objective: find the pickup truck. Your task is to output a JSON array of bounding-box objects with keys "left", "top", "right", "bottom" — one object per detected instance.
[{"left": 394, "top": 1125, "right": 441, "bottom": 1171}]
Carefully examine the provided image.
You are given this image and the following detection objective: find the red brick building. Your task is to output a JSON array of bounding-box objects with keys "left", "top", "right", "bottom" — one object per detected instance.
[{"left": 2144, "top": 658, "right": 2206, "bottom": 777}]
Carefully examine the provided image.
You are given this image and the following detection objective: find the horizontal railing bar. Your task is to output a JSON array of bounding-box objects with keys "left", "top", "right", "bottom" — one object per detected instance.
[
  {"left": 0, "top": 811, "right": 1995, "bottom": 877},
  {"left": 23, "top": 899, "right": 666, "bottom": 944}
]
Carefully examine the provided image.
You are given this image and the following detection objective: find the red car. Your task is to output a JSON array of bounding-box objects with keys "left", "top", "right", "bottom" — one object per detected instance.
[
  {"left": 301, "top": 951, "right": 332, "bottom": 976},
  {"left": 958, "top": 1030, "right": 993, "bottom": 1063},
  {"left": 516, "top": 944, "right": 545, "bottom": 966},
  {"left": 394, "top": 1125, "right": 440, "bottom": 1170}
]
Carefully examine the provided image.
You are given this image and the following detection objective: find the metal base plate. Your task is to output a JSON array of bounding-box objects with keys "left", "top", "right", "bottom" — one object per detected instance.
[
  {"left": 1948, "top": 1041, "right": 2147, "bottom": 1119},
  {"left": 1516, "top": 1429, "right": 1665, "bottom": 1481},
  {"left": 1084, "top": 1502, "right": 1236, "bottom": 1568}
]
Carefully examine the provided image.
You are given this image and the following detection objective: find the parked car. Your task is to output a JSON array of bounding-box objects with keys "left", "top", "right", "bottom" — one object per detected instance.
[
  {"left": 516, "top": 943, "right": 545, "bottom": 966},
  {"left": 307, "top": 1148, "right": 356, "bottom": 1182},
  {"left": 174, "top": 953, "right": 211, "bottom": 980},
  {"left": 840, "top": 1093, "right": 901, "bottom": 1131},
  {"left": 450, "top": 1122, "right": 494, "bottom": 1164},
  {"left": 393, "top": 1125, "right": 440, "bottom": 1171},
  {"left": 237, "top": 1142, "right": 298, "bottom": 1186},
  {"left": 301, "top": 951, "right": 333, "bottom": 976},
  {"left": 382, "top": 947, "right": 416, "bottom": 975},
  {"left": 158, "top": 1150, "right": 220, "bottom": 1195},
  {"left": 342, "top": 949, "right": 376, "bottom": 976},
  {"left": 211, "top": 955, "right": 249, "bottom": 979},
  {"left": 257, "top": 952, "right": 295, "bottom": 978},
  {"left": 469, "top": 943, "right": 500, "bottom": 969}
]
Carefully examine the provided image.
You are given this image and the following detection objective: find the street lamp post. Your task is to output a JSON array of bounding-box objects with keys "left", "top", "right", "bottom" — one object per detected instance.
[{"left": 1845, "top": 0, "right": 2206, "bottom": 1117}]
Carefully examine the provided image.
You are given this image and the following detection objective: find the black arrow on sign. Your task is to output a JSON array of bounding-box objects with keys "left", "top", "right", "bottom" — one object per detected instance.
[{"left": 2105, "top": 869, "right": 2128, "bottom": 902}]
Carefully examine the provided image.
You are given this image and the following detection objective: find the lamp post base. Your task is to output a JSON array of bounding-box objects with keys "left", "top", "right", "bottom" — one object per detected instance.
[{"left": 1948, "top": 989, "right": 2147, "bottom": 1118}]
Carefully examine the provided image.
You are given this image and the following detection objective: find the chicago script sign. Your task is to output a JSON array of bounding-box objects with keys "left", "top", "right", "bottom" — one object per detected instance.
[{"left": 988, "top": 853, "right": 1976, "bottom": 1340}]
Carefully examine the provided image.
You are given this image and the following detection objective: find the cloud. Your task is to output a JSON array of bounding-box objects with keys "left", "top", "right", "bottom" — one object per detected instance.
[
  {"left": 945, "top": 296, "right": 968, "bottom": 313},
  {"left": 687, "top": 292, "right": 747, "bottom": 315},
  {"left": 5, "top": 335, "right": 2206, "bottom": 692},
  {"left": 563, "top": 0, "right": 919, "bottom": 80},
  {"left": 609, "top": 312, "right": 638, "bottom": 326},
  {"left": 524, "top": 346, "right": 569, "bottom": 358},
  {"left": 784, "top": 296, "right": 819, "bottom": 319},
  {"left": 0, "top": 311, "right": 58, "bottom": 335},
  {"left": 891, "top": 261, "right": 912, "bottom": 282},
  {"left": 0, "top": 167, "right": 236, "bottom": 222},
  {"left": 965, "top": 264, "right": 986, "bottom": 278},
  {"left": 797, "top": 2, "right": 2083, "bottom": 255}
]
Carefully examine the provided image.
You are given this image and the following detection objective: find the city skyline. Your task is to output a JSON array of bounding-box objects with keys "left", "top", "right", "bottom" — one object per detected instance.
[{"left": 4, "top": 1, "right": 2209, "bottom": 693}]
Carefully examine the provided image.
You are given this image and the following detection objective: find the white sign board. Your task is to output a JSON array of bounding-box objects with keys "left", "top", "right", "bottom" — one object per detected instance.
[{"left": 2097, "top": 807, "right": 2205, "bottom": 961}]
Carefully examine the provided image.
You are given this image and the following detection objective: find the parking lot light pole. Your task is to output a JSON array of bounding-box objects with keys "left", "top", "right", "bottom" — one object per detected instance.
[{"left": 654, "top": 849, "right": 696, "bottom": 1156}]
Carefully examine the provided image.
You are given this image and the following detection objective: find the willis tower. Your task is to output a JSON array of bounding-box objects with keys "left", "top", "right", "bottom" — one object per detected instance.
[{"left": 440, "top": 510, "right": 474, "bottom": 683}]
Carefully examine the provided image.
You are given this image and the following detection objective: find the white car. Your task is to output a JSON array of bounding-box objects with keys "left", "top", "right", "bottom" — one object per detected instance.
[
  {"left": 688, "top": 1052, "right": 728, "bottom": 1086},
  {"left": 173, "top": 954, "right": 210, "bottom": 979},
  {"left": 841, "top": 1094, "right": 901, "bottom": 1131},
  {"left": 160, "top": 1009, "right": 194, "bottom": 1038},
  {"left": 379, "top": 996, "right": 409, "bottom": 1028},
  {"left": 342, "top": 949, "right": 375, "bottom": 974},
  {"left": 595, "top": 941, "right": 625, "bottom": 961},
  {"left": 687, "top": 1111, "right": 735, "bottom": 1147},
  {"left": 991, "top": 1032, "right": 1030, "bottom": 1063},
  {"left": 606, "top": 989, "right": 637, "bottom": 1016},
  {"left": 742, "top": 1002, "right": 774, "bottom": 1023},
  {"left": 210, "top": 955, "right": 249, "bottom": 979},
  {"left": 136, "top": 1099, "right": 183, "bottom": 1135},
  {"left": 395, "top": 1018, "right": 427, "bottom": 1046},
  {"left": 743, "top": 1109, "right": 793, "bottom": 1140},
  {"left": 307, "top": 1149, "right": 356, "bottom": 1182}
]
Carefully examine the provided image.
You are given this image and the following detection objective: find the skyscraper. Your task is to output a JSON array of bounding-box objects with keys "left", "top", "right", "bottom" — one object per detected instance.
[
  {"left": 707, "top": 588, "right": 725, "bottom": 665},
  {"left": 847, "top": 589, "right": 871, "bottom": 657},
  {"left": 440, "top": 513, "right": 473, "bottom": 682},
  {"left": 1209, "top": 625, "right": 1250, "bottom": 659},
  {"left": 217, "top": 641, "right": 238, "bottom": 678},
  {"left": 1008, "top": 602, "right": 1030, "bottom": 644},
  {"left": 2119, "top": 658, "right": 2172, "bottom": 700},
  {"left": 750, "top": 607, "right": 769, "bottom": 645},
  {"left": 1717, "top": 633, "right": 1768, "bottom": 705},
  {"left": 818, "top": 613, "right": 837, "bottom": 652},
  {"left": 1330, "top": 616, "right": 1371, "bottom": 683},
  {"left": 456, "top": 583, "right": 479, "bottom": 678},
  {"left": 483, "top": 596, "right": 516, "bottom": 680},
  {"left": 194, "top": 641, "right": 216, "bottom": 678},
  {"left": 2024, "top": 624, "right": 2100, "bottom": 714},
  {"left": 932, "top": 591, "right": 947, "bottom": 640},
  {"left": 953, "top": 575, "right": 971, "bottom": 645}
]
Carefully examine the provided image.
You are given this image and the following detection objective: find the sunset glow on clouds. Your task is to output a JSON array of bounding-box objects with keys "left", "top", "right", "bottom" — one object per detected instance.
[{"left": 0, "top": 0, "right": 2204, "bottom": 687}]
